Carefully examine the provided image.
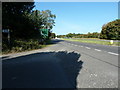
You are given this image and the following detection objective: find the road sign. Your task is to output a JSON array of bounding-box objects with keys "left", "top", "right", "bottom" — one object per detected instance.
[
  {"left": 2, "top": 29, "right": 10, "bottom": 44},
  {"left": 2, "top": 29, "right": 9, "bottom": 33},
  {"left": 40, "top": 29, "right": 48, "bottom": 38}
]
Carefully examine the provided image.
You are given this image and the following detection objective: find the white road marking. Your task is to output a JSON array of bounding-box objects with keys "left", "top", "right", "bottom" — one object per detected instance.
[
  {"left": 108, "top": 52, "right": 119, "bottom": 56},
  {"left": 95, "top": 49, "right": 101, "bottom": 52},
  {"left": 85, "top": 47, "right": 91, "bottom": 49},
  {"left": 74, "top": 45, "right": 78, "bottom": 46}
]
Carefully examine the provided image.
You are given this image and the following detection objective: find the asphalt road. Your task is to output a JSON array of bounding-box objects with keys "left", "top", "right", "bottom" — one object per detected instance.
[{"left": 2, "top": 39, "right": 119, "bottom": 88}]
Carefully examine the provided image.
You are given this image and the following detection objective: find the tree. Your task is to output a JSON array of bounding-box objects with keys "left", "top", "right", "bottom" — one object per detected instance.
[
  {"left": 23, "top": 9, "right": 56, "bottom": 40},
  {"left": 66, "top": 33, "right": 74, "bottom": 38},
  {"left": 50, "top": 33, "right": 56, "bottom": 38},
  {"left": 2, "top": 2, "right": 35, "bottom": 39},
  {"left": 41, "top": 10, "right": 56, "bottom": 30},
  {"left": 2, "top": 2, "right": 56, "bottom": 40},
  {"left": 100, "top": 19, "right": 120, "bottom": 40},
  {"left": 40, "top": 10, "right": 56, "bottom": 40}
]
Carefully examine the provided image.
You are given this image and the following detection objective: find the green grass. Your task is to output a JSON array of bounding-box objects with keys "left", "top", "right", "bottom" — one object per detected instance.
[{"left": 62, "top": 38, "right": 120, "bottom": 46}]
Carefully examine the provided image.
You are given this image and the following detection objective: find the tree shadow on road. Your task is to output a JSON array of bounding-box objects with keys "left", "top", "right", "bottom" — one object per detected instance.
[
  {"left": 2, "top": 51, "right": 83, "bottom": 89},
  {"left": 2, "top": 56, "right": 9, "bottom": 59},
  {"left": 46, "top": 39, "right": 64, "bottom": 45}
]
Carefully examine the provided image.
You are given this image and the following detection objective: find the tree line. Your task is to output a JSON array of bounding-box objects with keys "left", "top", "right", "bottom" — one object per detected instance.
[
  {"left": 57, "top": 19, "right": 120, "bottom": 40},
  {"left": 57, "top": 32, "right": 100, "bottom": 38}
]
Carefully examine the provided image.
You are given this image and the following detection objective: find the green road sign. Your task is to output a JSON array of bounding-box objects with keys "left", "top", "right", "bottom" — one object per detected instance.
[{"left": 39, "top": 29, "right": 48, "bottom": 38}]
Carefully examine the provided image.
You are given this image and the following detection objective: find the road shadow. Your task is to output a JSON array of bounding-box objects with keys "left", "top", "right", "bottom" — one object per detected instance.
[
  {"left": 2, "top": 51, "right": 83, "bottom": 89},
  {"left": 47, "top": 39, "right": 64, "bottom": 45},
  {"left": 2, "top": 56, "right": 9, "bottom": 59}
]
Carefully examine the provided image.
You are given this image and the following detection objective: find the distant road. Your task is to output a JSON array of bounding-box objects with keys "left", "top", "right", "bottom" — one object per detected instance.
[{"left": 2, "top": 39, "right": 118, "bottom": 88}]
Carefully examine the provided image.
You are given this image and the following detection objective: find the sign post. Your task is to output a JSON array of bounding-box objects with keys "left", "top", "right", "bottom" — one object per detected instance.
[{"left": 2, "top": 29, "right": 10, "bottom": 44}]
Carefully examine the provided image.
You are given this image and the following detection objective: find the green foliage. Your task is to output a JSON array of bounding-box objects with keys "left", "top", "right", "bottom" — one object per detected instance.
[
  {"left": 62, "top": 38, "right": 120, "bottom": 46},
  {"left": 100, "top": 19, "right": 120, "bottom": 40},
  {"left": 50, "top": 33, "right": 56, "bottom": 38},
  {"left": 57, "top": 35, "right": 66, "bottom": 38},
  {"left": 57, "top": 32, "right": 100, "bottom": 38},
  {"left": 2, "top": 39, "right": 43, "bottom": 54},
  {"left": 2, "top": 2, "right": 36, "bottom": 39},
  {"left": 2, "top": 2, "right": 56, "bottom": 53},
  {"left": 66, "top": 33, "right": 75, "bottom": 38},
  {"left": 40, "top": 10, "right": 56, "bottom": 30},
  {"left": 2, "top": 2, "right": 56, "bottom": 40}
]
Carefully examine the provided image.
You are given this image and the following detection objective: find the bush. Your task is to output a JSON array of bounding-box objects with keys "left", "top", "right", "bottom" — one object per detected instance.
[{"left": 2, "top": 39, "right": 43, "bottom": 54}]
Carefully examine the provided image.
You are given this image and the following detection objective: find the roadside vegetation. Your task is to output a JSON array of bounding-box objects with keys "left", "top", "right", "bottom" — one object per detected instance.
[
  {"left": 62, "top": 38, "right": 120, "bottom": 46},
  {"left": 2, "top": 38, "right": 55, "bottom": 54},
  {"left": 58, "top": 19, "right": 120, "bottom": 46},
  {"left": 99, "top": 19, "right": 120, "bottom": 40},
  {"left": 2, "top": 2, "right": 56, "bottom": 54}
]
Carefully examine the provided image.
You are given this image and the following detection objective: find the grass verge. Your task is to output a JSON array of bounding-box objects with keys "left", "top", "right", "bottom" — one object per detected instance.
[{"left": 62, "top": 38, "right": 120, "bottom": 46}]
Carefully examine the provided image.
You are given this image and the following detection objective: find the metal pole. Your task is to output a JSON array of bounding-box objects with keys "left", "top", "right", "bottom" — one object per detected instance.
[{"left": 8, "top": 29, "right": 10, "bottom": 44}]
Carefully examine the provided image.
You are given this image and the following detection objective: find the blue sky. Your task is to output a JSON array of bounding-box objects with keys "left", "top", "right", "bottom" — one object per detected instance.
[{"left": 34, "top": 2, "right": 118, "bottom": 35}]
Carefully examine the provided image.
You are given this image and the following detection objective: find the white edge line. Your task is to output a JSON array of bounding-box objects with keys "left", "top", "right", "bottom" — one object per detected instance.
[
  {"left": 108, "top": 52, "right": 119, "bottom": 56},
  {"left": 95, "top": 49, "right": 101, "bottom": 52},
  {"left": 85, "top": 47, "right": 91, "bottom": 49}
]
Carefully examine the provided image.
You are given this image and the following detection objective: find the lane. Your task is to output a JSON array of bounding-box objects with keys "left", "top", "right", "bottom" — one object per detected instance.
[
  {"left": 51, "top": 39, "right": 118, "bottom": 68},
  {"left": 63, "top": 40, "right": 119, "bottom": 54},
  {"left": 60, "top": 40, "right": 118, "bottom": 67},
  {"left": 58, "top": 40, "right": 118, "bottom": 88}
]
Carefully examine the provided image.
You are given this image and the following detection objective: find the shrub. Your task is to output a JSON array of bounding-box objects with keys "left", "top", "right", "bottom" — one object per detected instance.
[{"left": 2, "top": 39, "right": 43, "bottom": 54}]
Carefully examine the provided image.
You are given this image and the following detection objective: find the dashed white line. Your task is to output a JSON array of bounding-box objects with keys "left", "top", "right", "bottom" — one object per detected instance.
[
  {"left": 95, "top": 49, "right": 101, "bottom": 52},
  {"left": 74, "top": 45, "right": 78, "bottom": 46},
  {"left": 108, "top": 52, "right": 119, "bottom": 56},
  {"left": 85, "top": 47, "right": 91, "bottom": 49},
  {"left": 66, "top": 43, "right": 119, "bottom": 56}
]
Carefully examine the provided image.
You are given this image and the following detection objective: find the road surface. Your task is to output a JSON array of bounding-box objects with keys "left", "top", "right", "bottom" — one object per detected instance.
[{"left": 2, "top": 39, "right": 119, "bottom": 88}]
